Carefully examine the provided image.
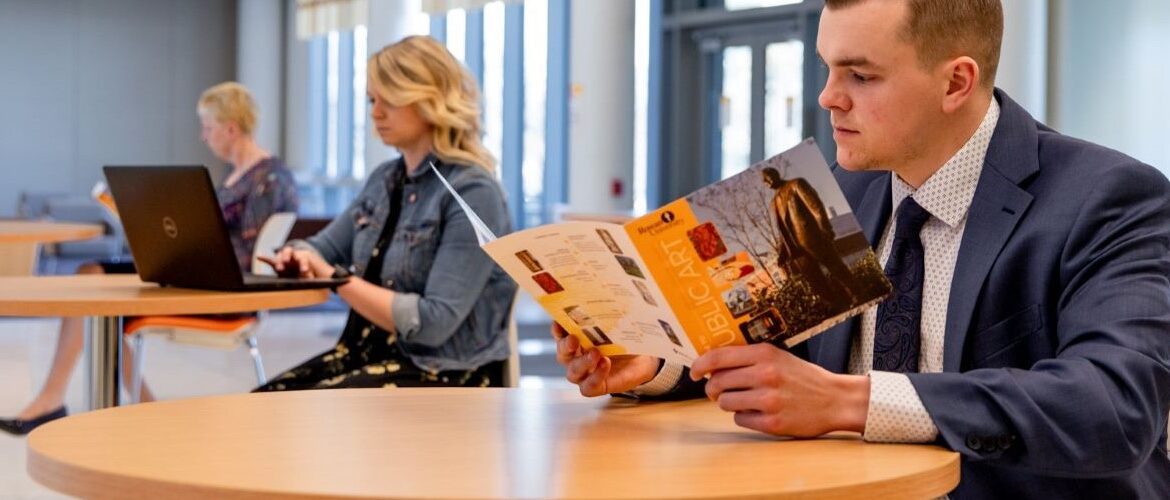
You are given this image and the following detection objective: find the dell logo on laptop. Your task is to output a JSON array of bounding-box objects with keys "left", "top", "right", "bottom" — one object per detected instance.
[{"left": 162, "top": 216, "right": 179, "bottom": 239}]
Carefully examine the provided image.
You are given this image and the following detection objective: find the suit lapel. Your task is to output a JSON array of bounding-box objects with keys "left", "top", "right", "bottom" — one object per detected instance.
[
  {"left": 812, "top": 175, "right": 891, "bottom": 373},
  {"left": 942, "top": 90, "right": 1039, "bottom": 371}
]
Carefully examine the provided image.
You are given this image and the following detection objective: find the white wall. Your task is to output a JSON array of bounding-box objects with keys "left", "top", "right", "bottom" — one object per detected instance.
[
  {"left": 566, "top": 0, "right": 635, "bottom": 213},
  {"left": 0, "top": 0, "right": 237, "bottom": 216},
  {"left": 1049, "top": 0, "right": 1170, "bottom": 172},
  {"left": 238, "top": 0, "right": 285, "bottom": 156},
  {"left": 995, "top": 0, "right": 1047, "bottom": 119}
]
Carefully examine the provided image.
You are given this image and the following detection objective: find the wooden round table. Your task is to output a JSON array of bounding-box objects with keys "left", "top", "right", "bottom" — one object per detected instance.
[
  {"left": 28, "top": 388, "right": 960, "bottom": 499},
  {"left": 0, "top": 220, "right": 104, "bottom": 275},
  {"left": 0, "top": 274, "right": 329, "bottom": 409}
]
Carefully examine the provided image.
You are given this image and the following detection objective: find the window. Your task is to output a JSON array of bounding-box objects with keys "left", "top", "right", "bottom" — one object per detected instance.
[
  {"left": 300, "top": 27, "right": 367, "bottom": 216},
  {"left": 300, "top": 1, "right": 565, "bottom": 226}
]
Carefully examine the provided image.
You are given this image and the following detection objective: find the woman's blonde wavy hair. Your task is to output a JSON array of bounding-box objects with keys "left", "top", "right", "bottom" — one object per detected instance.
[{"left": 368, "top": 35, "right": 495, "bottom": 172}]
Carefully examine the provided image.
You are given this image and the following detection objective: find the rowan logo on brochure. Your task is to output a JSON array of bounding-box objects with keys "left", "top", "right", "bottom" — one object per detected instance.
[{"left": 636, "top": 210, "right": 681, "bottom": 236}]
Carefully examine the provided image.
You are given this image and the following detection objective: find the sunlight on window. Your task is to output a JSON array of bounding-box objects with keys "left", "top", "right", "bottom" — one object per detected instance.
[
  {"left": 523, "top": 0, "right": 549, "bottom": 228},
  {"left": 325, "top": 31, "right": 340, "bottom": 178},
  {"left": 483, "top": 2, "right": 505, "bottom": 169},
  {"left": 721, "top": 46, "right": 752, "bottom": 179},
  {"left": 723, "top": 0, "right": 803, "bottom": 10},
  {"left": 764, "top": 40, "right": 803, "bottom": 158},
  {"left": 352, "top": 25, "right": 368, "bottom": 179},
  {"left": 633, "top": 0, "right": 649, "bottom": 215},
  {"left": 447, "top": 8, "right": 466, "bottom": 61}
]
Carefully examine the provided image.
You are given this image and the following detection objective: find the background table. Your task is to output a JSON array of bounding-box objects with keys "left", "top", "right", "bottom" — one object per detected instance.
[
  {"left": 0, "top": 220, "right": 103, "bottom": 276},
  {"left": 28, "top": 388, "right": 959, "bottom": 499},
  {"left": 0, "top": 274, "right": 329, "bottom": 409}
]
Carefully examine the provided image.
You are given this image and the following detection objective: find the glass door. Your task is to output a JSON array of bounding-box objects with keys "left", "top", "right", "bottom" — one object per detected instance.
[{"left": 696, "top": 20, "right": 815, "bottom": 181}]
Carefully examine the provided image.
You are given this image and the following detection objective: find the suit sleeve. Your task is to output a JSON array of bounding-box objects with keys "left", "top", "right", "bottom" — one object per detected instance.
[{"left": 908, "top": 163, "right": 1170, "bottom": 477}]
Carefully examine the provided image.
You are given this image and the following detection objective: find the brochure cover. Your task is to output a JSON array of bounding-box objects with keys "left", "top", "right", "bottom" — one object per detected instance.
[{"left": 438, "top": 139, "right": 891, "bottom": 367}]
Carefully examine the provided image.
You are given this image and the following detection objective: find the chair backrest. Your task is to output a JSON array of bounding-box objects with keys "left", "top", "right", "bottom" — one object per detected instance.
[
  {"left": 251, "top": 212, "right": 297, "bottom": 276},
  {"left": 502, "top": 290, "right": 521, "bottom": 388}
]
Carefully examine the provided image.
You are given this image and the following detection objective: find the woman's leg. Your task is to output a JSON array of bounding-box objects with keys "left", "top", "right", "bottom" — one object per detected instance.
[{"left": 15, "top": 262, "right": 104, "bottom": 419}]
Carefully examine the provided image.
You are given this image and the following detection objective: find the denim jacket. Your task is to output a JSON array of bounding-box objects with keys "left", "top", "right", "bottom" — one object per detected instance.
[{"left": 298, "top": 155, "right": 516, "bottom": 372}]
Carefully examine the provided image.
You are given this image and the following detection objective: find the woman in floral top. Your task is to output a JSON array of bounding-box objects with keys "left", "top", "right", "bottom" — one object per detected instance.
[{"left": 0, "top": 82, "right": 297, "bottom": 436}]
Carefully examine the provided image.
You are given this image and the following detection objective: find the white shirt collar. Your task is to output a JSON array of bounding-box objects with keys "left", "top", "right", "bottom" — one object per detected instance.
[{"left": 890, "top": 99, "right": 1001, "bottom": 228}]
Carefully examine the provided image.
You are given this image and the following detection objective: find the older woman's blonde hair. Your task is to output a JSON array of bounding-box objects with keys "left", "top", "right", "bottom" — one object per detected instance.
[
  {"left": 368, "top": 35, "right": 495, "bottom": 172},
  {"left": 197, "top": 82, "right": 258, "bottom": 135}
]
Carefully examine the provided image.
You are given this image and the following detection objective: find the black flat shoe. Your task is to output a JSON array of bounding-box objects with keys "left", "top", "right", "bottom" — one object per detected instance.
[{"left": 0, "top": 406, "right": 68, "bottom": 436}]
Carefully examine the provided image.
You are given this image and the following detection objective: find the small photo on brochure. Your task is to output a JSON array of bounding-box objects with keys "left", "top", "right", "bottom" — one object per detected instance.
[
  {"left": 582, "top": 326, "right": 614, "bottom": 347},
  {"left": 686, "top": 222, "right": 728, "bottom": 262},
  {"left": 739, "top": 308, "right": 786, "bottom": 343},
  {"left": 632, "top": 280, "right": 657, "bottom": 307},
  {"left": 722, "top": 285, "right": 756, "bottom": 318},
  {"left": 614, "top": 255, "right": 646, "bottom": 279},
  {"left": 658, "top": 319, "right": 683, "bottom": 347},
  {"left": 515, "top": 249, "right": 544, "bottom": 273},
  {"left": 563, "top": 305, "right": 594, "bottom": 327},
  {"left": 532, "top": 272, "right": 565, "bottom": 294},
  {"left": 596, "top": 228, "right": 623, "bottom": 254},
  {"left": 708, "top": 251, "right": 755, "bottom": 288}
]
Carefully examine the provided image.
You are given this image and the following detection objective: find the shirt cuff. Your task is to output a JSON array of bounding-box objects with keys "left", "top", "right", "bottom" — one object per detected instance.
[
  {"left": 627, "top": 361, "right": 684, "bottom": 397},
  {"left": 391, "top": 292, "right": 422, "bottom": 338},
  {"left": 863, "top": 371, "right": 939, "bottom": 443},
  {"left": 286, "top": 239, "right": 322, "bottom": 256}
]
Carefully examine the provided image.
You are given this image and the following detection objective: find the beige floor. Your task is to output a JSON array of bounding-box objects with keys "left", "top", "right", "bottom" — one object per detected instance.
[{"left": 0, "top": 302, "right": 566, "bottom": 498}]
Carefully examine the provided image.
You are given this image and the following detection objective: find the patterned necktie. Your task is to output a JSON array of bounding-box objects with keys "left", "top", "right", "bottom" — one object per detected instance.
[{"left": 873, "top": 196, "right": 932, "bottom": 373}]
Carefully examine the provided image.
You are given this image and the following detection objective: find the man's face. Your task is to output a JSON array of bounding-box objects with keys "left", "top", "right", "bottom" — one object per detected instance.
[{"left": 816, "top": 0, "right": 946, "bottom": 172}]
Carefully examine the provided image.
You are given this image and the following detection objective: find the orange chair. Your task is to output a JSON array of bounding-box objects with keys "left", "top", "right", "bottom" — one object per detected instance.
[{"left": 125, "top": 212, "right": 297, "bottom": 403}]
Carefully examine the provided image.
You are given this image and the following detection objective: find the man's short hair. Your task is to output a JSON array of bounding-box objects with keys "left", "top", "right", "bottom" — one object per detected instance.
[{"left": 824, "top": 0, "right": 1003, "bottom": 88}]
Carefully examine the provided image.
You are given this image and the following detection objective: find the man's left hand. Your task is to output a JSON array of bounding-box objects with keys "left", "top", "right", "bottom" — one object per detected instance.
[{"left": 690, "top": 343, "right": 870, "bottom": 437}]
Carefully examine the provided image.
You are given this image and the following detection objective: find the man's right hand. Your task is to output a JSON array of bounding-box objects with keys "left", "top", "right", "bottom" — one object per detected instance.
[{"left": 552, "top": 323, "right": 660, "bottom": 397}]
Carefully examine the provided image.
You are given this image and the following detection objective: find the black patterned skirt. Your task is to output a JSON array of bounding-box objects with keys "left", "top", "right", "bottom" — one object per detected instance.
[{"left": 254, "top": 312, "right": 505, "bottom": 392}]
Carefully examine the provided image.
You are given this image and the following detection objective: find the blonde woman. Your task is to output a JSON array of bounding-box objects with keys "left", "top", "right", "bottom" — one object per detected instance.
[
  {"left": 261, "top": 36, "right": 515, "bottom": 390},
  {"left": 0, "top": 82, "right": 297, "bottom": 435}
]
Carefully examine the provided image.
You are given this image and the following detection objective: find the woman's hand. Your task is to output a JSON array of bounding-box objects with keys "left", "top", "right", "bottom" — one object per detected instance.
[{"left": 258, "top": 246, "right": 333, "bottom": 278}]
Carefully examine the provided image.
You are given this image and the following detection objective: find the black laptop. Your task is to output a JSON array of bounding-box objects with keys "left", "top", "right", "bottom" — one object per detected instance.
[{"left": 103, "top": 165, "right": 345, "bottom": 291}]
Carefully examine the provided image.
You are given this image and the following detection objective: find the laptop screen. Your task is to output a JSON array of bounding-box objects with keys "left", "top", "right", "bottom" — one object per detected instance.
[{"left": 103, "top": 166, "right": 245, "bottom": 289}]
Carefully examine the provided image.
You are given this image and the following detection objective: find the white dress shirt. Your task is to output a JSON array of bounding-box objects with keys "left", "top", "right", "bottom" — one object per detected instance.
[{"left": 852, "top": 99, "right": 1000, "bottom": 442}]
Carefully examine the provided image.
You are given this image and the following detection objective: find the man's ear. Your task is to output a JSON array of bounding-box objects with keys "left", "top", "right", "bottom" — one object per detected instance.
[{"left": 940, "top": 56, "right": 980, "bottom": 114}]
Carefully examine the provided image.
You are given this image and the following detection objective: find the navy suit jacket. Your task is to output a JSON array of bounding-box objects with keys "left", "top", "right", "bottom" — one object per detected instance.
[{"left": 804, "top": 90, "right": 1170, "bottom": 498}]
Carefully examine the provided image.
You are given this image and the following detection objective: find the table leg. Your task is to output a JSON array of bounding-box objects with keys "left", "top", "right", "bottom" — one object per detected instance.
[
  {"left": 0, "top": 242, "right": 39, "bottom": 276},
  {"left": 85, "top": 316, "right": 122, "bottom": 410}
]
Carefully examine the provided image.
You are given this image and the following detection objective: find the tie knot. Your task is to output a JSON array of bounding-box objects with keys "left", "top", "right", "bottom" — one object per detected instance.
[{"left": 894, "top": 197, "right": 931, "bottom": 239}]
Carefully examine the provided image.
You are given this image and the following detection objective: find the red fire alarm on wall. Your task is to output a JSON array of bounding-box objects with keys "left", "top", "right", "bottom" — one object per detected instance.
[{"left": 611, "top": 178, "right": 623, "bottom": 198}]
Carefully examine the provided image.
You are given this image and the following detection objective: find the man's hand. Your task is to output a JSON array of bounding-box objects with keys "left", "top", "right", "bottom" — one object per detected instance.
[
  {"left": 258, "top": 246, "right": 332, "bottom": 278},
  {"left": 552, "top": 323, "right": 660, "bottom": 397},
  {"left": 690, "top": 343, "right": 870, "bottom": 437}
]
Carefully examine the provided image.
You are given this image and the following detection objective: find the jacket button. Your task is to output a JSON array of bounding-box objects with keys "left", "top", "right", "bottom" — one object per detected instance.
[
  {"left": 997, "top": 435, "right": 1014, "bottom": 450},
  {"left": 966, "top": 435, "right": 983, "bottom": 451}
]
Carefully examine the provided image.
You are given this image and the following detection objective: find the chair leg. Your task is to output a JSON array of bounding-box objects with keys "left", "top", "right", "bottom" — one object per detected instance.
[
  {"left": 130, "top": 334, "right": 145, "bottom": 404},
  {"left": 246, "top": 336, "right": 266, "bottom": 385}
]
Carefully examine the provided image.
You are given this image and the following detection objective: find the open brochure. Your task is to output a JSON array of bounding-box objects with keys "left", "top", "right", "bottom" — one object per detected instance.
[{"left": 433, "top": 139, "right": 891, "bottom": 367}]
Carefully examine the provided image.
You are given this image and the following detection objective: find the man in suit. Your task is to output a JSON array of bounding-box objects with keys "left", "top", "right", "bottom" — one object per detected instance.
[
  {"left": 553, "top": 0, "right": 1170, "bottom": 497},
  {"left": 763, "top": 167, "right": 856, "bottom": 312}
]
